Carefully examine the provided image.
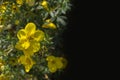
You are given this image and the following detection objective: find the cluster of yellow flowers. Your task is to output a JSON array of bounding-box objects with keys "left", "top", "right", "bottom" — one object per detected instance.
[
  {"left": 0, "top": 0, "right": 56, "bottom": 30},
  {"left": 15, "top": 22, "right": 45, "bottom": 72},
  {"left": 16, "top": 0, "right": 48, "bottom": 9},
  {"left": 0, "top": 0, "right": 70, "bottom": 79},
  {"left": 15, "top": 22, "right": 66, "bottom": 73},
  {"left": 0, "top": 1, "right": 19, "bottom": 26}
]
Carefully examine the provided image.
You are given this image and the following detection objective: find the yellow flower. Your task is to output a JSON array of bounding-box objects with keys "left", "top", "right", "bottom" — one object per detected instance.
[
  {"left": 18, "top": 55, "right": 35, "bottom": 72},
  {"left": 46, "top": 55, "right": 56, "bottom": 62},
  {"left": 12, "top": 4, "right": 19, "bottom": 13},
  {"left": 23, "top": 40, "right": 41, "bottom": 56},
  {"left": 46, "top": 56, "right": 64, "bottom": 73},
  {"left": 55, "top": 57, "right": 63, "bottom": 69},
  {"left": 48, "top": 61, "right": 57, "bottom": 73},
  {"left": 46, "top": 56, "right": 57, "bottom": 73},
  {"left": 0, "top": 1, "right": 9, "bottom": 14},
  {"left": 16, "top": 0, "right": 23, "bottom": 5},
  {"left": 17, "top": 23, "right": 44, "bottom": 41},
  {"left": 41, "top": 0, "right": 48, "bottom": 10},
  {"left": 0, "top": 5, "right": 6, "bottom": 13},
  {"left": 26, "top": 0, "right": 35, "bottom": 6},
  {"left": 15, "top": 23, "right": 44, "bottom": 55},
  {"left": 42, "top": 19, "right": 56, "bottom": 29},
  {"left": 15, "top": 20, "right": 20, "bottom": 25}
]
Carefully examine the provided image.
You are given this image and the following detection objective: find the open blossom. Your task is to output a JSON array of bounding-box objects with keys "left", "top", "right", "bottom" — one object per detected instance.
[
  {"left": 46, "top": 56, "right": 67, "bottom": 73},
  {"left": 42, "top": 19, "right": 56, "bottom": 29},
  {"left": 18, "top": 55, "right": 35, "bottom": 72},
  {"left": 15, "top": 22, "right": 44, "bottom": 56},
  {"left": 41, "top": 0, "right": 48, "bottom": 10}
]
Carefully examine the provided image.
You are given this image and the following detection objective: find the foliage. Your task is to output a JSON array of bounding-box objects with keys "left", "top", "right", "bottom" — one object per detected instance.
[{"left": 0, "top": 0, "right": 71, "bottom": 80}]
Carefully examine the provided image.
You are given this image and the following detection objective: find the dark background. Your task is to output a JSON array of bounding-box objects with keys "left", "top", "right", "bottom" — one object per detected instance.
[{"left": 60, "top": 0, "right": 81, "bottom": 80}]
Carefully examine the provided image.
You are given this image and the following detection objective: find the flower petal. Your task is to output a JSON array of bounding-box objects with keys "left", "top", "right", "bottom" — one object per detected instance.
[
  {"left": 25, "top": 23, "right": 36, "bottom": 36},
  {"left": 15, "top": 41, "right": 24, "bottom": 50},
  {"left": 15, "top": 40, "right": 30, "bottom": 50},
  {"left": 17, "top": 29, "right": 27, "bottom": 40},
  {"left": 21, "top": 40, "right": 30, "bottom": 49},
  {"left": 23, "top": 41, "right": 40, "bottom": 56},
  {"left": 55, "top": 57, "right": 63, "bottom": 69},
  {"left": 42, "top": 22, "right": 56, "bottom": 29},
  {"left": 24, "top": 56, "right": 35, "bottom": 72},
  {"left": 16, "top": 0, "right": 23, "bottom": 5},
  {"left": 48, "top": 62, "right": 57, "bottom": 73},
  {"left": 30, "top": 40, "right": 40, "bottom": 53},
  {"left": 46, "top": 56, "right": 55, "bottom": 62},
  {"left": 32, "top": 30, "right": 44, "bottom": 41},
  {"left": 23, "top": 48, "right": 34, "bottom": 56},
  {"left": 48, "top": 23, "right": 56, "bottom": 29},
  {"left": 18, "top": 55, "right": 26, "bottom": 64}
]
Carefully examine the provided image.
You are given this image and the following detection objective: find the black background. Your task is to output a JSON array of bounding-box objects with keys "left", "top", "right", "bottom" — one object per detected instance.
[
  {"left": 60, "top": 0, "right": 81, "bottom": 80},
  {"left": 58, "top": 0, "right": 117, "bottom": 79}
]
